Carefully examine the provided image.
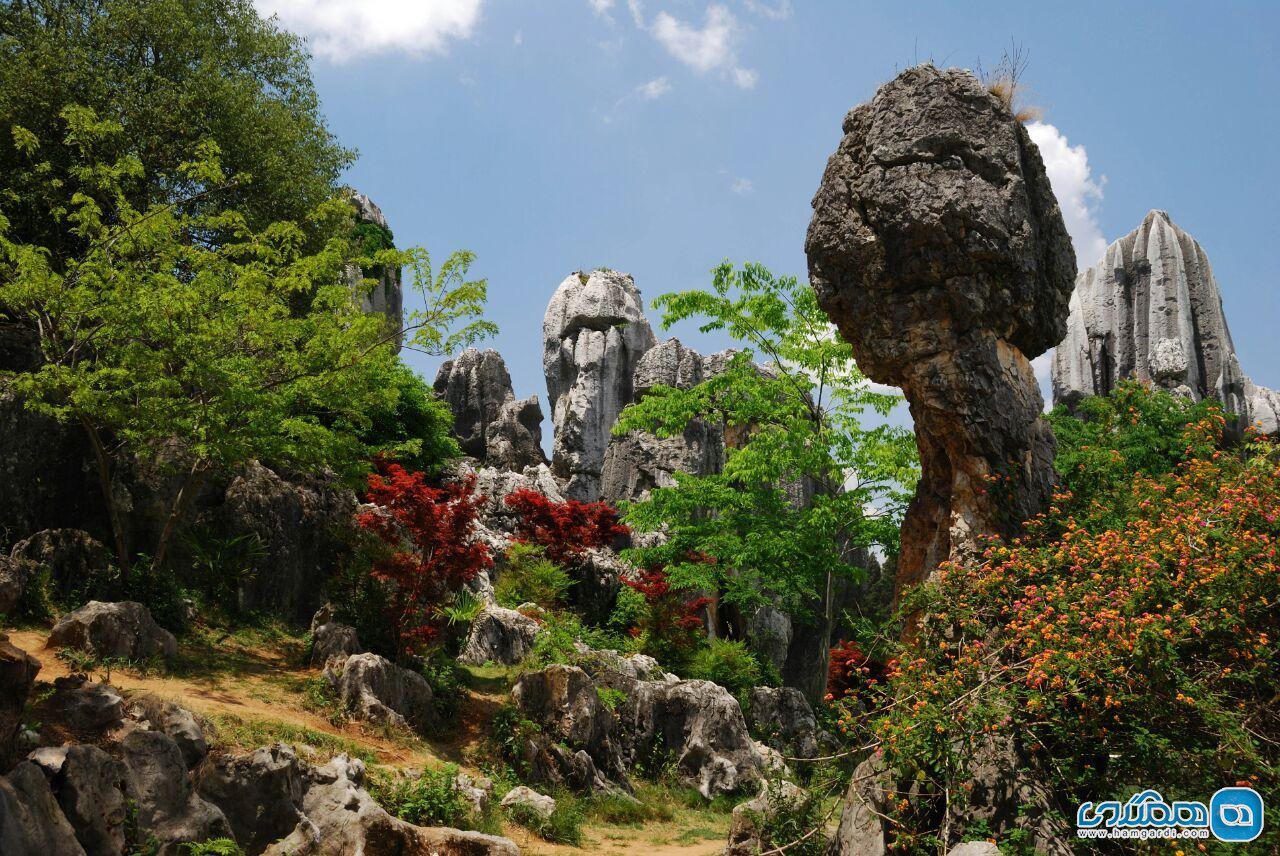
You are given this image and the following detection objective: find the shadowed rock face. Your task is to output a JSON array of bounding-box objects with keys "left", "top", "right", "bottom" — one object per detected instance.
[
  {"left": 805, "top": 65, "right": 1076, "bottom": 592},
  {"left": 434, "top": 348, "right": 547, "bottom": 470},
  {"left": 1053, "top": 210, "right": 1280, "bottom": 435},
  {"left": 543, "top": 270, "right": 657, "bottom": 500}
]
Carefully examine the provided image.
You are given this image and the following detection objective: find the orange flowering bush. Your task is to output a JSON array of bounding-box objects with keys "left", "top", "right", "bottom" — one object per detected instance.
[{"left": 829, "top": 385, "right": 1279, "bottom": 852}]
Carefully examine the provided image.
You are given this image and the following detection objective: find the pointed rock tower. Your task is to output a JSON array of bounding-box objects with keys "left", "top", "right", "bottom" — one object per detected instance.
[{"left": 1052, "top": 210, "right": 1279, "bottom": 435}]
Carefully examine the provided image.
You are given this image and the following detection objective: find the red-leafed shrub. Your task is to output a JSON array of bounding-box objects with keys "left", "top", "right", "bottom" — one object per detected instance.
[
  {"left": 620, "top": 568, "right": 710, "bottom": 669},
  {"left": 826, "top": 639, "right": 890, "bottom": 702},
  {"left": 357, "top": 459, "right": 492, "bottom": 658},
  {"left": 503, "top": 488, "right": 628, "bottom": 565}
]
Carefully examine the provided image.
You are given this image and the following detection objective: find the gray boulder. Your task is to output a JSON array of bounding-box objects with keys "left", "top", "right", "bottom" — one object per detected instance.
[
  {"left": 124, "top": 696, "right": 208, "bottom": 770},
  {"left": 806, "top": 64, "right": 1075, "bottom": 594},
  {"left": 457, "top": 605, "right": 539, "bottom": 666},
  {"left": 511, "top": 664, "right": 630, "bottom": 792},
  {"left": 0, "top": 634, "right": 39, "bottom": 768},
  {"left": 434, "top": 348, "right": 546, "bottom": 470},
  {"left": 0, "top": 555, "right": 36, "bottom": 614},
  {"left": 746, "top": 686, "right": 829, "bottom": 759},
  {"left": 118, "top": 728, "right": 232, "bottom": 851},
  {"left": 10, "top": 529, "right": 110, "bottom": 597},
  {"left": 263, "top": 754, "right": 519, "bottom": 856},
  {"left": 621, "top": 679, "right": 763, "bottom": 798},
  {"left": 49, "top": 600, "right": 178, "bottom": 661},
  {"left": 454, "top": 771, "right": 495, "bottom": 817},
  {"left": 29, "top": 744, "right": 127, "bottom": 856},
  {"left": 308, "top": 612, "right": 362, "bottom": 668},
  {"left": 195, "top": 743, "right": 308, "bottom": 855},
  {"left": 543, "top": 269, "right": 657, "bottom": 500},
  {"left": 43, "top": 677, "right": 125, "bottom": 737},
  {"left": 947, "top": 844, "right": 1002, "bottom": 856},
  {"left": 499, "top": 785, "right": 556, "bottom": 820},
  {"left": 0, "top": 761, "right": 87, "bottom": 855},
  {"left": 324, "top": 652, "right": 434, "bottom": 733},
  {"left": 1052, "top": 209, "right": 1280, "bottom": 436}
]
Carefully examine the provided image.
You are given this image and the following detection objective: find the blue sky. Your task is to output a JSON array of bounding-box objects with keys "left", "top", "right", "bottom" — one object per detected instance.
[{"left": 258, "top": 0, "right": 1280, "bottom": 415}]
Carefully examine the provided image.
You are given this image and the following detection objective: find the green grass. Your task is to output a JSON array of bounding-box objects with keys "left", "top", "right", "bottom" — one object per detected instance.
[{"left": 206, "top": 713, "right": 377, "bottom": 764}]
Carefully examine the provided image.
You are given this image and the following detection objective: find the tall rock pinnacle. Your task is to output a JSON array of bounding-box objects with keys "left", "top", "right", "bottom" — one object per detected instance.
[
  {"left": 1052, "top": 209, "right": 1279, "bottom": 435},
  {"left": 543, "top": 270, "right": 657, "bottom": 500},
  {"left": 805, "top": 65, "right": 1077, "bottom": 593}
]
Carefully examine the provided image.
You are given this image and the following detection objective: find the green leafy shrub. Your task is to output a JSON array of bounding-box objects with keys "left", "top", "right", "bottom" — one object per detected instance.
[
  {"left": 687, "top": 638, "right": 763, "bottom": 698},
  {"left": 748, "top": 779, "right": 826, "bottom": 856},
  {"left": 419, "top": 652, "right": 466, "bottom": 724},
  {"left": 6, "top": 564, "right": 55, "bottom": 626},
  {"left": 596, "top": 686, "right": 626, "bottom": 712},
  {"left": 181, "top": 839, "right": 244, "bottom": 856},
  {"left": 494, "top": 544, "right": 574, "bottom": 610},
  {"left": 368, "top": 764, "right": 482, "bottom": 830},
  {"left": 505, "top": 796, "right": 583, "bottom": 845},
  {"left": 489, "top": 703, "right": 542, "bottom": 777},
  {"left": 351, "top": 362, "right": 460, "bottom": 476}
]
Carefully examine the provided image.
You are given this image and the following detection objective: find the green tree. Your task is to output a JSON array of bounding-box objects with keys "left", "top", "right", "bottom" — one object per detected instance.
[
  {"left": 0, "top": 108, "right": 491, "bottom": 574},
  {"left": 0, "top": 0, "right": 351, "bottom": 255},
  {"left": 615, "top": 261, "right": 918, "bottom": 649}
]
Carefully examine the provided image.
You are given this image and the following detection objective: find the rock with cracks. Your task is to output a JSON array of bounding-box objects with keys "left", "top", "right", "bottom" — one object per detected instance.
[
  {"left": 458, "top": 604, "right": 539, "bottom": 666},
  {"left": 543, "top": 269, "right": 657, "bottom": 500},
  {"left": 49, "top": 601, "right": 178, "bottom": 661},
  {"left": 435, "top": 348, "right": 546, "bottom": 470},
  {"left": 1052, "top": 209, "right": 1280, "bottom": 436},
  {"left": 805, "top": 64, "right": 1076, "bottom": 593},
  {"left": 324, "top": 652, "right": 435, "bottom": 733},
  {"left": 620, "top": 679, "right": 763, "bottom": 798}
]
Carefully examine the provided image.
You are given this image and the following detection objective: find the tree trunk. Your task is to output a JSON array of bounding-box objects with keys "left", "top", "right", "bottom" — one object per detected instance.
[
  {"left": 78, "top": 414, "right": 129, "bottom": 570},
  {"left": 149, "top": 459, "right": 210, "bottom": 575}
]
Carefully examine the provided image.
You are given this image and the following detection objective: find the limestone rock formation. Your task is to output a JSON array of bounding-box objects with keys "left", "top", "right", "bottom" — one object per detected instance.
[
  {"left": 0, "top": 634, "right": 39, "bottom": 768},
  {"left": 10, "top": 529, "right": 110, "bottom": 597},
  {"left": 500, "top": 785, "right": 556, "bottom": 820},
  {"left": 434, "top": 348, "right": 547, "bottom": 470},
  {"left": 1052, "top": 209, "right": 1280, "bottom": 435},
  {"left": 324, "top": 653, "right": 435, "bottom": 733},
  {"left": 745, "top": 685, "right": 830, "bottom": 760},
  {"left": 725, "top": 781, "right": 813, "bottom": 856},
  {"left": 457, "top": 604, "right": 540, "bottom": 666},
  {"left": 348, "top": 192, "right": 404, "bottom": 351},
  {"left": 600, "top": 339, "right": 725, "bottom": 504},
  {"left": 29, "top": 744, "right": 128, "bottom": 856},
  {"left": 49, "top": 601, "right": 179, "bottom": 661},
  {"left": 511, "top": 664, "right": 630, "bottom": 793},
  {"left": 308, "top": 606, "right": 363, "bottom": 668},
  {"left": 620, "top": 679, "right": 763, "bottom": 798},
  {"left": 195, "top": 743, "right": 308, "bottom": 855},
  {"left": 0, "top": 761, "right": 87, "bottom": 855},
  {"left": 805, "top": 64, "right": 1076, "bottom": 592},
  {"left": 118, "top": 728, "right": 233, "bottom": 849},
  {"left": 543, "top": 270, "right": 658, "bottom": 500},
  {"left": 262, "top": 754, "right": 519, "bottom": 856}
]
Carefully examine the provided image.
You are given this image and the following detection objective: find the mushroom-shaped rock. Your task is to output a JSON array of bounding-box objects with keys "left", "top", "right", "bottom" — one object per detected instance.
[
  {"left": 805, "top": 64, "right": 1076, "bottom": 591},
  {"left": 543, "top": 269, "right": 657, "bottom": 500},
  {"left": 49, "top": 601, "right": 178, "bottom": 661}
]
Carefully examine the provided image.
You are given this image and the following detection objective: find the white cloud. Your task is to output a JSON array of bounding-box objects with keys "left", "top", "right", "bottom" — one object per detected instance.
[
  {"left": 745, "top": 0, "right": 792, "bottom": 19},
  {"left": 588, "top": 0, "right": 614, "bottom": 16},
  {"left": 650, "top": 5, "right": 756, "bottom": 89},
  {"left": 1026, "top": 121, "right": 1107, "bottom": 269},
  {"left": 512, "top": 29, "right": 523, "bottom": 46},
  {"left": 636, "top": 76, "right": 671, "bottom": 100},
  {"left": 255, "top": 0, "right": 482, "bottom": 62},
  {"left": 730, "top": 176, "right": 753, "bottom": 194},
  {"left": 626, "top": 0, "right": 645, "bottom": 27}
]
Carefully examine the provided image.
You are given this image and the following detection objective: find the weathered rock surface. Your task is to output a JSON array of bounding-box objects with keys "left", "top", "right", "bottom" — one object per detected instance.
[
  {"left": 746, "top": 685, "right": 829, "bottom": 759},
  {"left": 348, "top": 191, "right": 404, "bottom": 352},
  {"left": 806, "top": 64, "right": 1076, "bottom": 592},
  {"left": 10, "top": 529, "right": 110, "bottom": 597},
  {"left": 29, "top": 744, "right": 128, "bottom": 856},
  {"left": 324, "top": 652, "right": 434, "bottom": 732},
  {"left": 511, "top": 665, "right": 630, "bottom": 792},
  {"left": 124, "top": 696, "right": 209, "bottom": 770},
  {"left": 118, "top": 728, "right": 232, "bottom": 850},
  {"left": 0, "top": 555, "right": 36, "bottom": 614},
  {"left": 0, "top": 634, "right": 40, "bottom": 767},
  {"left": 1052, "top": 209, "right": 1280, "bottom": 435},
  {"left": 500, "top": 785, "right": 556, "bottom": 820},
  {"left": 576, "top": 647, "right": 669, "bottom": 694},
  {"left": 42, "top": 677, "right": 125, "bottom": 739},
  {"left": 308, "top": 606, "right": 363, "bottom": 668},
  {"left": 0, "top": 761, "right": 87, "bottom": 855},
  {"left": 218, "top": 461, "right": 357, "bottom": 623},
  {"left": 49, "top": 600, "right": 178, "bottom": 661},
  {"left": 620, "top": 679, "right": 763, "bottom": 798},
  {"left": 263, "top": 755, "right": 518, "bottom": 856},
  {"left": 600, "top": 338, "right": 725, "bottom": 504},
  {"left": 544, "top": 270, "right": 657, "bottom": 500},
  {"left": 435, "top": 348, "right": 546, "bottom": 470},
  {"left": 454, "top": 771, "right": 495, "bottom": 817},
  {"left": 946, "top": 843, "right": 1002, "bottom": 856},
  {"left": 457, "top": 604, "right": 539, "bottom": 666},
  {"left": 196, "top": 743, "right": 308, "bottom": 855},
  {"left": 725, "top": 780, "right": 812, "bottom": 856}
]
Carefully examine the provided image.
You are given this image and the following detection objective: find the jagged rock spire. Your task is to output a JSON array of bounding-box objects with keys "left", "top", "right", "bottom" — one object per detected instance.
[{"left": 1052, "top": 210, "right": 1279, "bottom": 435}]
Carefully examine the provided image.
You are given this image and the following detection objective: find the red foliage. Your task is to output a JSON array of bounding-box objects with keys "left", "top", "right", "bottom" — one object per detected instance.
[
  {"left": 826, "top": 639, "right": 889, "bottom": 701},
  {"left": 503, "top": 487, "right": 628, "bottom": 565},
  {"left": 356, "top": 459, "right": 492, "bottom": 658},
  {"left": 622, "top": 568, "right": 709, "bottom": 649}
]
